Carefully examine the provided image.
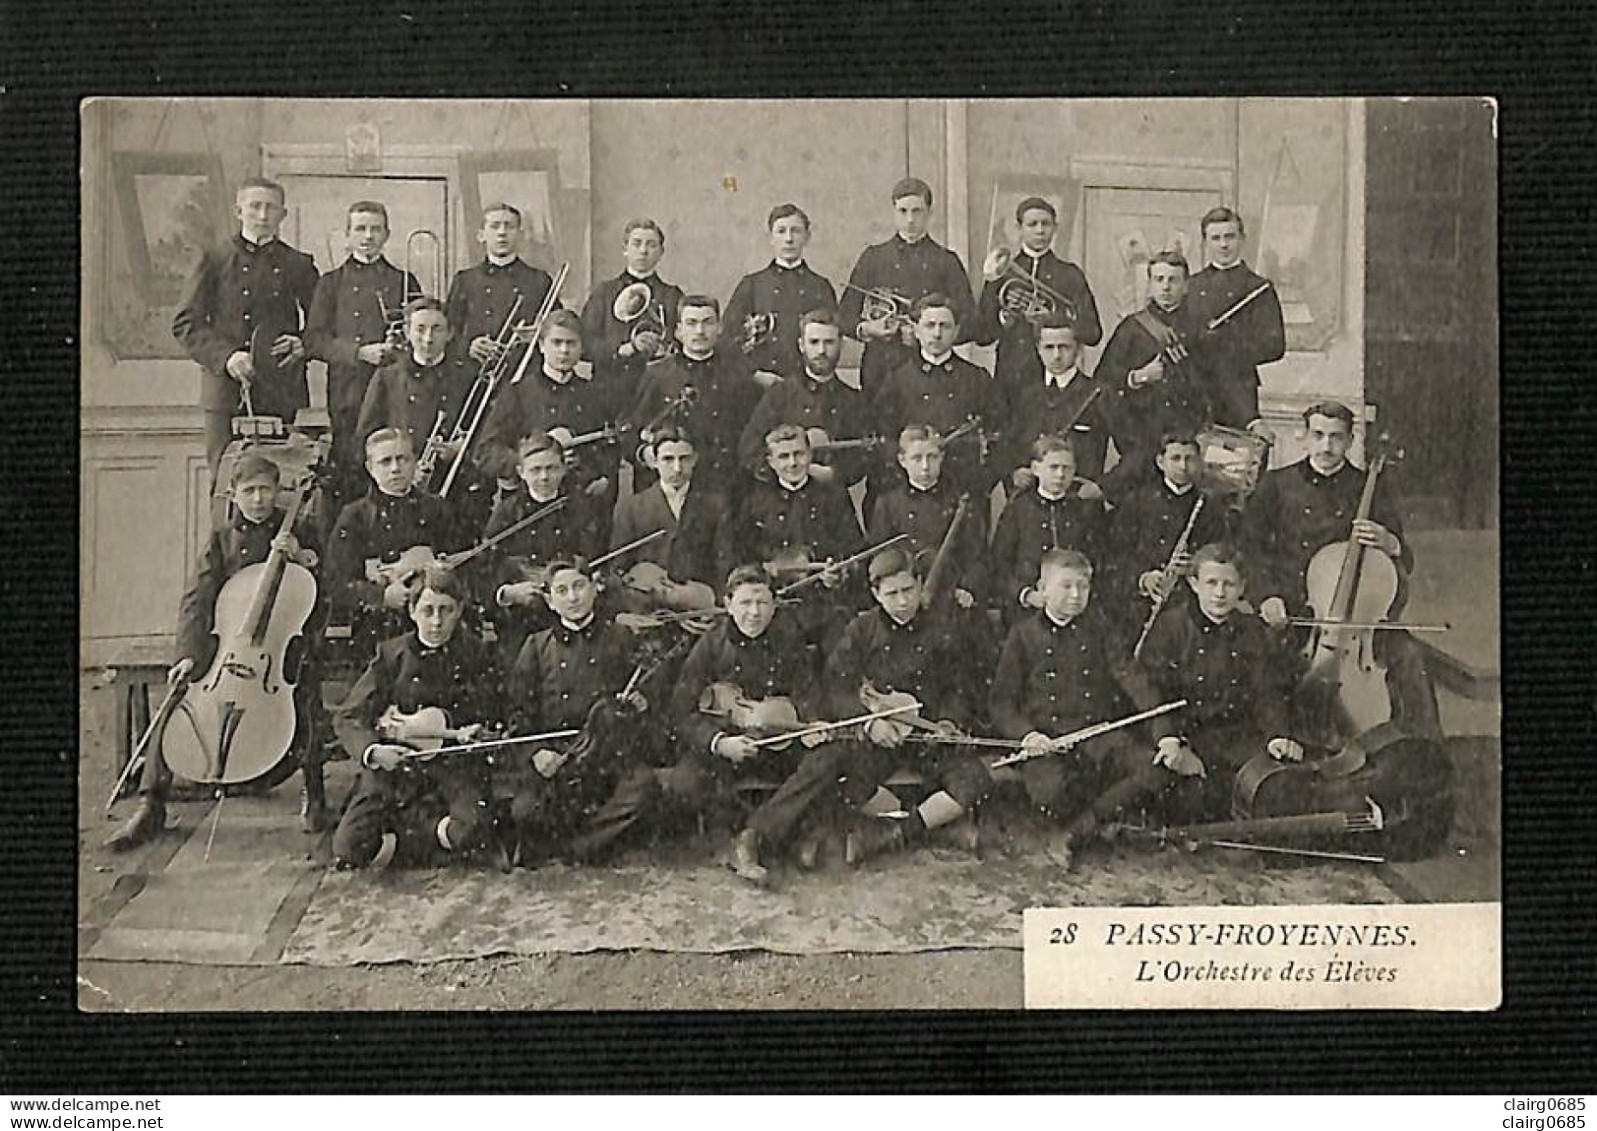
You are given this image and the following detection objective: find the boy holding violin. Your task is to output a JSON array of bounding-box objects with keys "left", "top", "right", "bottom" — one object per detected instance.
[
  {"left": 825, "top": 547, "right": 990, "bottom": 866},
  {"left": 991, "top": 433, "right": 1107, "bottom": 625},
  {"left": 610, "top": 425, "right": 733, "bottom": 612},
  {"left": 485, "top": 431, "right": 606, "bottom": 663},
  {"left": 1124, "top": 542, "right": 1304, "bottom": 823},
  {"left": 107, "top": 453, "right": 329, "bottom": 849},
  {"left": 326, "top": 428, "right": 467, "bottom": 652},
  {"left": 1244, "top": 401, "right": 1441, "bottom": 738},
  {"left": 867, "top": 425, "right": 987, "bottom": 612},
  {"left": 668, "top": 565, "right": 852, "bottom": 886},
  {"left": 331, "top": 566, "right": 507, "bottom": 870},
  {"left": 503, "top": 558, "right": 659, "bottom": 866}
]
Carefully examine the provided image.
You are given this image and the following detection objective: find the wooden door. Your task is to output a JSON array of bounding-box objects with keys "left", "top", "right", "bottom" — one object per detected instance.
[{"left": 1365, "top": 100, "right": 1497, "bottom": 530}]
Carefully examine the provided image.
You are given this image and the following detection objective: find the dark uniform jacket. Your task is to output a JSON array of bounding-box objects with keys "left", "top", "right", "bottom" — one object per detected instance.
[
  {"left": 1127, "top": 601, "right": 1290, "bottom": 748},
  {"left": 841, "top": 235, "right": 976, "bottom": 393},
  {"left": 1186, "top": 261, "right": 1285, "bottom": 428},
  {"left": 990, "top": 609, "right": 1134, "bottom": 739},
  {"left": 870, "top": 353, "right": 1005, "bottom": 495},
  {"left": 580, "top": 269, "right": 684, "bottom": 395},
  {"left": 738, "top": 371, "right": 869, "bottom": 486},
  {"left": 628, "top": 350, "right": 762, "bottom": 488},
  {"left": 482, "top": 489, "right": 606, "bottom": 604},
  {"left": 175, "top": 506, "right": 323, "bottom": 672},
  {"left": 1001, "top": 368, "right": 1115, "bottom": 484},
  {"left": 355, "top": 352, "right": 475, "bottom": 469},
  {"left": 610, "top": 481, "right": 734, "bottom": 590},
  {"left": 1096, "top": 300, "right": 1215, "bottom": 499},
  {"left": 672, "top": 617, "right": 821, "bottom": 754},
  {"left": 736, "top": 475, "right": 863, "bottom": 573},
  {"left": 867, "top": 477, "right": 988, "bottom": 603},
  {"left": 445, "top": 257, "right": 558, "bottom": 375},
  {"left": 304, "top": 256, "right": 419, "bottom": 431},
  {"left": 326, "top": 487, "right": 465, "bottom": 624},
  {"left": 479, "top": 366, "right": 625, "bottom": 486},
  {"left": 172, "top": 234, "right": 320, "bottom": 416},
  {"left": 510, "top": 617, "right": 637, "bottom": 733},
  {"left": 1244, "top": 457, "right": 1412, "bottom": 612},
  {"left": 723, "top": 260, "right": 838, "bottom": 380},
  {"left": 1107, "top": 480, "right": 1234, "bottom": 610},
  {"left": 826, "top": 606, "right": 974, "bottom": 727},
  {"left": 332, "top": 629, "right": 504, "bottom": 764},
  {"left": 991, "top": 486, "right": 1108, "bottom": 612},
  {"left": 974, "top": 249, "right": 1102, "bottom": 388}
]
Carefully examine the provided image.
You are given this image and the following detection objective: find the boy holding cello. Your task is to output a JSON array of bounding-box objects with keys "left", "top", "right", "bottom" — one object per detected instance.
[{"left": 107, "top": 453, "right": 328, "bottom": 849}]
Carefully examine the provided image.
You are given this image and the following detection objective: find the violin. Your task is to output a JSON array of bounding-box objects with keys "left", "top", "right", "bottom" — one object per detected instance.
[
  {"left": 805, "top": 428, "right": 887, "bottom": 456},
  {"left": 919, "top": 492, "right": 972, "bottom": 610},
  {"left": 376, "top": 705, "right": 578, "bottom": 764},
  {"left": 1292, "top": 435, "right": 1404, "bottom": 748},
  {"left": 163, "top": 446, "right": 326, "bottom": 786},
  {"left": 698, "top": 681, "right": 812, "bottom": 750},
  {"left": 366, "top": 498, "right": 570, "bottom": 594},
  {"left": 857, "top": 682, "right": 939, "bottom": 746},
  {"left": 619, "top": 561, "right": 717, "bottom": 614}
]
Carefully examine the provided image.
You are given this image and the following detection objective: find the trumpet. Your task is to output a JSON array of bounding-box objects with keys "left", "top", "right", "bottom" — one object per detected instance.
[
  {"left": 739, "top": 312, "right": 778, "bottom": 355},
  {"left": 841, "top": 282, "right": 914, "bottom": 331},
  {"left": 984, "top": 246, "right": 1077, "bottom": 326},
  {"left": 613, "top": 281, "right": 674, "bottom": 360}
]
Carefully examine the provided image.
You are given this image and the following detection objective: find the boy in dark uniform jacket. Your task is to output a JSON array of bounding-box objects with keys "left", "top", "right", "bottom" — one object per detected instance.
[
  {"left": 738, "top": 425, "right": 865, "bottom": 649},
  {"left": 580, "top": 218, "right": 684, "bottom": 398},
  {"left": 445, "top": 202, "right": 558, "bottom": 377},
  {"left": 1244, "top": 402, "right": 1441, "bottom": 738},
  {"left": 479, "top": 309, "right": 623, "bottom": 532},
  {"left": 504, "top": 559, "right": 658, "bottom": 865},
  {"left": 841, "top": 177, "right": 976, "bottom": 396},
  {"left": 870, "top": 293, "right": 1006, "bottom": 503},
  {"left": 611, "top": 426, "right": 734, "bottom": 596},
  {"left": 1095, "top": 251, "right": 1215, "bottom": 502},
  {"left": 991, "top": 433, "right": 1108, "bottom": 624},
  {"left": 106, "top": 454, "right": 328, "bottom": 849},
  {"left": 305, "top": 200, "right": 419, "bottom": 501},
  {"left": 737, "top": 309, "right": 869, "bottom": 489},
  {"left": 974, "top": 196, "right": 1103, "bottom": 393},
  {"left": 1000, "top": 314, "right": 1114, "bottom": 486},
  {"left": 484, "top": 432, "right": 605, "bottom": 663},
  {"left": 325, "top": 429, "right": 467, "bottom": 652},
  {"left": 1107, "top": 430, "right": 1233, "bottom": 635},
  {"left": 628, "top": 295, "right": 763, "bottom": 495},
  {"left": 724, "top": 203, "right": 839, "bottom": 384},
  {"left": 1186, "top": 208, "right": 1286, "bottom": 430},
  {"left": 827, "top": 549, "right": 990, "bottom": 865},
  {"left": 989, "top": 550, "right": 1149, "bottom": 863},
  {"left": 1124, "top": 543, "right": 1304, "bottom": 823},
  {"left": 668, "top": 566, "right": 852, "bottom": 885},
  {"left": 355, "top": 298, "right": 474, "bottom": 483},
  {"left": 868, "top": 426, "right": 987, "bottom": 610},
  {"left": 331, "top": 567, "right": 505, "bottom": 869},
  {"left": 173, "top": 177, "right": 320, "bottom": 472}
]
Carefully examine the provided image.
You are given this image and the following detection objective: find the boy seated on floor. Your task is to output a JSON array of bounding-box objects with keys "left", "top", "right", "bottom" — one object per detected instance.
[{"left": 331, "top": 566, "right": 506, "bottom": 870}]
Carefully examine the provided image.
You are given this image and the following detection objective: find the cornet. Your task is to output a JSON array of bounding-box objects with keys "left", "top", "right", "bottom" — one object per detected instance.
[
  {"left": 984, "top": 246, "right": 1078, "bottom": 327},
  {"left": 613, "top": 281, "right": 673, "bottom": 359},
  {"left": 841, "top": 282, "right": 914, "bottom": 331},
  {"left": 739, "top": 312, "right": 778, "bottom": 355}
]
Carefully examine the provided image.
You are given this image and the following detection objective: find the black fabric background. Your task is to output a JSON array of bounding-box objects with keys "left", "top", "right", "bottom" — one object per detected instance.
[{"left": 3, "top": 0, "right": 1592, "bottom": 1094}]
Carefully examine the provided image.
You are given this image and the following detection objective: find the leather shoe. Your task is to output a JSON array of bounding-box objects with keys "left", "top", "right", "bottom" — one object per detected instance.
[
  {"left": 105, "top": 798, "right": 166, "bottom": 852},
  {"left": 844, "top": 818, "right": 905, "bottom": 867},
  {"left": 729, "top": 828, "right": 769, "bottom": 885}
]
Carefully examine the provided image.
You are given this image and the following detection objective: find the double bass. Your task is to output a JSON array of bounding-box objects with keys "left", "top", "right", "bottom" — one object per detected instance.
[{"left": 163, "top": 450, "right": 325, "bottom": 786}]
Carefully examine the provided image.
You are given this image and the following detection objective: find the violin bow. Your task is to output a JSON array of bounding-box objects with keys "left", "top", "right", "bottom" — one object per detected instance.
[
  {"left": 444, "top": 497, "right": 568, "bottom": 570},
  {"left": 989, "top": 700, "right": 1190, "bottom": 769},
  {"left": 403, "top": 727, "right": 581, "bottom": 760},
  {"left": 749, "top": 699, "right": 925, "bottom": 750},
  {"left": 589, "top": 529, "right": 668, "bottom": 572},
  {"left": 775, "top": 533, "right": 910, "bottom": 596},
  {"left": 104, "top": 680, "right": 187, "bottom": 812},
  {"left": 1206, "top": 281, "right": 1274, "bottom": 332}
]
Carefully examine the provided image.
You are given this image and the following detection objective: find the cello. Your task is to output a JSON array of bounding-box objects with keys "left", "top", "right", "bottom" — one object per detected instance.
[
  {"left": 1292, "top": 433, "right": 1404, "bottom": 749},
  {"left": 163, "top": 451, "right": 325, "bottom": 786}
]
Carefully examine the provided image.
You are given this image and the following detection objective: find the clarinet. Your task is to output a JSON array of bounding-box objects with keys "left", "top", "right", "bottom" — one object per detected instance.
[{"left": 1132, "top": 496, "right": 1205, "bottom": 660}]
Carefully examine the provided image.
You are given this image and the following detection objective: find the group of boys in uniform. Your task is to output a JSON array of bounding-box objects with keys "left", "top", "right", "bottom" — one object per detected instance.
[{"left": 109, "top": 173, "right": 1440, "bottom": 887}]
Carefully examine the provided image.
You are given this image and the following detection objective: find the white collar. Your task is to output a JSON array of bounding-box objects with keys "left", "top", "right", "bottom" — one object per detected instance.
[
  {"left": 241, "top": 232, "right": 277, "bottom": 248},
  {"left": 907, "top": 479, "right": 939, "bottom": 494},
  {"left": 773, "top": 257, "right": 805, "bottom": 270},
  {"left": 543, "top": 365, "right": 576, "bottom": 385},
  {"left": 682, "top": 349, "right": 714, "bottom": 363},
  {"left": 1037, "top": 485, "right": 1069, "bottom": 504},
  {"left": 626, "top": 268, "right": 656, "bottom": 281},
  {"left": 804, "top": 367, "right": 835, "bottom": 385},
  {"left": 487, "top": 253, "right": 518, "bottom": 268},
  {"left": 528, "top": 489, "right": 561, "bottom": 505},
  {"left": 1211, "top": 259, "right": 1243, "bottom": 271},
  {"left": 411, "top": 350, "right": 446, "bottom": 369},
  {"left": 1163, "top": 478, "right": 1195, "bottom": 496},
  {"left": 776, "top": 474, "right": 810, "bottom": 493},
  {"left": 920, "top": 350, "right": 954, "bottom": 367},
  {"left": 351, "top": 251, "right": 382, "bottom": 265},
  {"left": 898, "top": 233, "right": 927, "bottom": 246},
  {"left": 1043, "top": 367, "right": 1079, "bottom": 390},
  {"left": 1044, "top": 608, "right": 1077, "bottom": 629},
  {"left": 559, "top": 614, "right": 595, "bottom": 632}
]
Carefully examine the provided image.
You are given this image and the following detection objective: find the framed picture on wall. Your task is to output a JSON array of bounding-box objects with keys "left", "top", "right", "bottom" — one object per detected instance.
[{"left": 105, "top": 150, "right": 229, "bottom": 360}]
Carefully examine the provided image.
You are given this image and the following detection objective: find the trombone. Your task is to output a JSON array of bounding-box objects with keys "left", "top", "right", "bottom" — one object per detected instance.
[
  {"left": 379, "top": 228, "right": 444, "bottom": 349},
  {"left": 984, "top": 246, "right": 1078, "bottom": 326},
  {"left": 438, "top": 262, "right": 569, "bottom": 498},
  {"left": 612, "top": 281, "right": 674, "bottom": 360}
]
